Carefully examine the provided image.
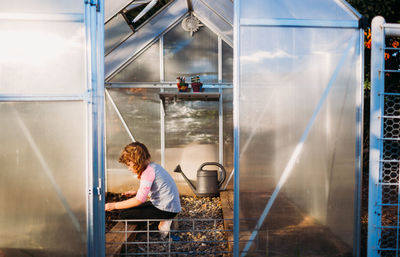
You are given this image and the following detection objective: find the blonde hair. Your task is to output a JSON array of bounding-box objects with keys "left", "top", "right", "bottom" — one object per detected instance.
[{"left": 119, "top": 142, "right": 151, "bottom": 179}]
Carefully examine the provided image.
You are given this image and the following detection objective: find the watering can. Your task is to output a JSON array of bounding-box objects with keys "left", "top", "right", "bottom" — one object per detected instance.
[{"left": 173, "top": 162, "right": 226, "bottom": 197}]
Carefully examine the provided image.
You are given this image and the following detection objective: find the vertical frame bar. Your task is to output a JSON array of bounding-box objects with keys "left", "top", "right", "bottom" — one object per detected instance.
[
  {"left": 84, "top": 2, "right": 95, "bottom": 256},
  {"left": 219, "top": 88, "right": 224, "bottom": 165},
  {"left": 233, "top": 0, "right": 240, "bottom": 256},
  {"left": 218, "top": 36, "right": 224, "bottom": 166},
  {"left": 85, "top": 0, "right": 105, "bottom": 256},
  {"left": 368, "top": 16, "right": 386, "bottom": 257},
  {"left": 160, "top": 37, "right": 166, "bottom": 167},
  {"left": 353, "top": 28, "right": 364, "bottom": 257}
]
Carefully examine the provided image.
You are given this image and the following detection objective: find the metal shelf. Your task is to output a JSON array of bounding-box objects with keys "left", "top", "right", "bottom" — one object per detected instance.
[{"left": 159, "top": 92, "right": 220, "bottom": 101}]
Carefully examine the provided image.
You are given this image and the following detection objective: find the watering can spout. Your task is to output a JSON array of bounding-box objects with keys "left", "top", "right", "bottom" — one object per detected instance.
[{"left": 173, "top": 165, "right": 197, "bottom": 193}]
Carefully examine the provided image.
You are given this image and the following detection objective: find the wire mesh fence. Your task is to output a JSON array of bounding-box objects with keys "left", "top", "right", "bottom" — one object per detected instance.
[{"left": 106, "top": 218, "right": 233, "bottom": 256}]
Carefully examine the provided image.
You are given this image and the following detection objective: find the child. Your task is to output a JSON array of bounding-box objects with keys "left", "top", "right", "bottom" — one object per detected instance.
[{"left": 105, "top": 142, "right": 181, "bottom": 233}]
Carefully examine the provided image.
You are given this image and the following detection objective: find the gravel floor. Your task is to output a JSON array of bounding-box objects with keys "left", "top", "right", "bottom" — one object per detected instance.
[{"left": 106, "top": 193, "right": 230, "bottom": 256}]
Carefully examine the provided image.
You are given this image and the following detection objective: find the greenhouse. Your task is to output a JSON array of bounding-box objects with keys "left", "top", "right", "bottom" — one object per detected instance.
[{"left": 0, "top": 0, "right": 368, "bottom": 256}]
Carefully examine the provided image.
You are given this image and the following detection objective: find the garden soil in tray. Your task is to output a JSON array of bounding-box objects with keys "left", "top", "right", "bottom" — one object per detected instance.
[{"left": 106, "top": 193, "right": 229, "bottom": 256}]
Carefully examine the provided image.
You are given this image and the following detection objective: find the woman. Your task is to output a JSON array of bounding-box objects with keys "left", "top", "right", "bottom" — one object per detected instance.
[{"left": 105, "top": 142, "right": 181, "bottom": 233}]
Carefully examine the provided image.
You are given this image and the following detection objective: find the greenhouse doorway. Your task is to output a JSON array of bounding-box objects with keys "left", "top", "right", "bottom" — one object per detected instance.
[{"left": 104, "top": 0, "right": 363, "bottom": 257}]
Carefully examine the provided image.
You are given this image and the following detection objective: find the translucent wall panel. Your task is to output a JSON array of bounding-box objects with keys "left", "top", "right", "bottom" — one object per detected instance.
[
  {"left": 0, "top": 0, "right": 84, "bottom": 13},
  {"left": 223, "top": 88, "right": 234, "bottom": 183},
  {"left": 110, "top": 41, "right": 160, "bottom": 82},
  {"left": 0, "top": 20, "right": 86, "bottom": 95},
  {"left": 164, "top": 89, "right": 219, "bottom": 190},
  {"left": 164, "top": 23, "right": 218, "bottom": 83},
  {"left": 222, "top": 41, "right": 233, "bottom": 83},
  {"left": 238, "top": 26, "right": 361, "bottom": 256},
  {"left": 105, "top": 13, "right": 133, "bottom": 55},
  {"left": 106, "top": 88, "right": 161, "bottom": 192},
  {"left": 0, "top": 102, "right": 87, "bottom": 257},
  {"left": 240, "top": 0, "right": 357, "bottom": 21}
]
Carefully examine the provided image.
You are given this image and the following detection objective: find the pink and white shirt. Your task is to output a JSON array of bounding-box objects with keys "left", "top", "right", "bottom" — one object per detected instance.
[{"left": 135, "top": 163, "right": 181, "bottom": 213}]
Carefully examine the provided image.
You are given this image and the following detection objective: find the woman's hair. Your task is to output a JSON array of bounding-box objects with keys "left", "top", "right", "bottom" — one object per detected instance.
[{"left": 119, "top": 142, "right": 151, "bottom": 179}]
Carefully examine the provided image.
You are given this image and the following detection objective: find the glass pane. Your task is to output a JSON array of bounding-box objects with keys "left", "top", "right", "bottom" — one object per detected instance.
[
  {"left": 164, "top": 22, "right": 218, "bottom": 83},
  {"left": 0, "top": 102, "right": 87, "bottom": 257},
  {"left": 238, "top": 26, "right": 361, "bottom": 255},
  {"left": 0, "top": 0, "right": 84, "bottom": 13},
  {"left": 240, "top": 0, "right": 357, "bottom": 20},
  {"left": 110, "top": 42, "right": 160, "bottom": 82},
  {"left": 106, "top": 88, "right": 161, "bottom": 192},
  {"left": 105, "top": 13, "right": 133, "bottom": 55},
  {"left": 0, "top": 20, "right": 86, "bottom": 94},
  {"left": 222, "top": 41, "right": 233, "bottom": 83},
  {"left": 163, "top": 88, "right": 219, "bottom": 194}
]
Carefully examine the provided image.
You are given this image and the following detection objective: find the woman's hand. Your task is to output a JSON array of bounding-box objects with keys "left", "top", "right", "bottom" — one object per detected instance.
[
  {"left": 122, "top": 190, "right": 137, "bottom": 197},
  {"left": 105, "top": 202, "right": 117, "bottom": 211}
]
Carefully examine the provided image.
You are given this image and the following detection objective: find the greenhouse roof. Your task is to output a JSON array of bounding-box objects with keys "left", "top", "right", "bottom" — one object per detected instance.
[
  {"left": 105, "top": 0, "right": 233, "bottom": 80},
  {"left": 104, "top": 0, "right": 360, "bottom": 80}
]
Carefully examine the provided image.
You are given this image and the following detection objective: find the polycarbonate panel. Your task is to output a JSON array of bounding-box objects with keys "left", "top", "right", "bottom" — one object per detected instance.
[
  {"left": 0, "top": 102, "right": 87, "bottom": 257},
  {"left": 222, "top": 40, "right": 233, "bottom": 83},
  {"left": 196, "top": 0, "right": 233, "bottom": 25},
  {"left": 238, "top": 26, "right": 361, "bottom": 256},
  {"left": 240, "top": 0, "right": 358, "bottom": 20},
  {"left": 192, "top": 0, "right": 233, "bottom": 44},
  {"left": 164, "top": 23, "right": 218, "bottom": 83},
  {"left": 110, "top": 41, "right": 160, "bottom": 82},
  {"left": 105, "top": 13, "right": 133, "bottom": 55},
  {"left": 0, "top": 19, "right": 86, "bottom": 94},
  {"left": 105, "top": 0, "right": 133, "bottom": 22},
  {"left": 105, "top": 0, "right": 187, "bottom": 79},
  {"left": 106, "top": 88, "right": 161, "bottom": 192},
  {"left": 0, "top": 0, "right": 84, "bottom": 13},
  {"left": 163, "top": 89, "right": 219, "bottom": 192},
  {"left": 223, "top": 88, "right": 234, "bottom": 185}
]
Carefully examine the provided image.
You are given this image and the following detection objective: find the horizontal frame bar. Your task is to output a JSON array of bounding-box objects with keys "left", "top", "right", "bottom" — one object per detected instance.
[
  {"left": 0, "top": 13, "right": 84, "bottom": 22},
  {"left": 384, "top": 23, "right": 400, "bottom": 36},
  {"left": 240, "top": 18, "right": 359, "bottom": 28},
  {"left": 0, "top": 94, "right": 90, "bottom": 102},
  {"left": 105, "top": 82, "right": 233, "bottom": 89}
]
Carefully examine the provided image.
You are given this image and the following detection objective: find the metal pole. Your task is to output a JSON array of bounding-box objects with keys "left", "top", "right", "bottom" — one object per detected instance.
[
  {"left": 105, "top": 89, "right": 136, "bottom": 142},
  {"left": 368, "top": 16, "right": 386, "bottom": 257},
  {"left": 233, "top": 0, "right": 240, "bottom": 256}
]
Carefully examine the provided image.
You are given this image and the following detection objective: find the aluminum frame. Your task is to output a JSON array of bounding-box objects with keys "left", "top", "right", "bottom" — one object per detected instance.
[{"left": 85, "top": 1, "right": 106, "bottom": 256}]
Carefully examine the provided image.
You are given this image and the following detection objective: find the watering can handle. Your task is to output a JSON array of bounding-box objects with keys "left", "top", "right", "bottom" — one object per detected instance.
[{"left": 198, "top": 162, "right": 226, "bottom": 189}]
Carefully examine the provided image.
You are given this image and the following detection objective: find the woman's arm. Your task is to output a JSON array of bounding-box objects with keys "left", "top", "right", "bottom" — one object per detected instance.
[{"left": 105, "top": 197, "right": 143, "bottom": 211}]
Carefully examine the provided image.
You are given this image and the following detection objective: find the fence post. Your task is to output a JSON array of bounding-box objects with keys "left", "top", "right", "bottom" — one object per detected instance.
[{"left": 368, "top": 16, "right": 386, "bottom": 257}]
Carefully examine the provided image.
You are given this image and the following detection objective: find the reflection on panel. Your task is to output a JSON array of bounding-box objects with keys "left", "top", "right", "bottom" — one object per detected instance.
[
  {"left": 240, "top": 0, "right": 357, "bottom": 21},
  {"left": 164, "top": 89, "right": 219, "bottom": 187},
  {"left": 110, "top": 41, "right": 160, "bottom": 82},
  {"left": 0, "top": 0, "right": 84, "bottom": 13},
  {"left": 222, "top": 41, "right": 233, "bottom": 83},
  {"left": 105, "top": 13, "right": 133, "bottom": 55},
  {"left": 0, "top": 102, "right": 87, "bottom": 257},
  {"left": 238, "top": 26, "right": 361, "bottom": 256},
  {"left": 0, "top": 20, "right": 86, "bottom": 95},
  {"left": 223, "top": 88, "right": 234, "bottom": 185},
  {"left": 164, "top": 22, "right": 218, "bottom": 83},
  {"left": 106, "top": 89, "right": 161, "bottom": 192}
]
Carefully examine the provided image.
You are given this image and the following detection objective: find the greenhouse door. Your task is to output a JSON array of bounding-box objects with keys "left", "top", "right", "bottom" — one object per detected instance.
[
  {"left": 233, "top": 1, "right": 363, "bottom": 257},
  {"left": 368, "top": 17, "right": 400, "bottom": 257},
  {"left": 0, "top": 1, "right": 105, "bottom": 257}
]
